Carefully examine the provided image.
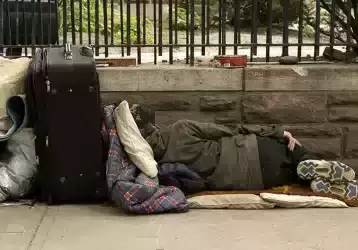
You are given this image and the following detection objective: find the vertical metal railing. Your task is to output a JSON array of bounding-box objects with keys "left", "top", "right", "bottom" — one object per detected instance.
[
  {"left": 234, "top": 0, "right": 240, "bottom": 56},
  {"left": 119, "top": 0, "right": 124, "bottom": 56},
  {"left": 70, "top": 0, "right": 75, "bottom": 43},
  {"left": 23, "top": 0, "right": 28, "bottom": 56},
  {"left": 329, "top": 0, "right": 336, "bottom": 61},
  {"left": 185, "top": 0, "right": 189, "bottom": 64},
  {"left": 266, "top": 0, "right": 272, "bottom": 62},
  {"left": 314, "top": 0, "right": 321, "bottom": 60},
  {"left": 168, "top": 0, "right": 173, "bottom": 64},
  {"left": 0, "top": 0, "right": 4, "bottom": 56},
  {"left": 282, "top": 0, "right": 289, "bottom": 56},
  {"left": 189, "top": 0, "right": 195, "bottom": 65},
  {"left": 346, "top": 0, "right": 352, "bottom": 62},
  {"left": 136, "top": 0, "right": 140, "bottom": 63},
  {"left": 158, "top": 0, "right": 163, "bottom": 57},
  {"left": 153, "top": 0, "right": 157, "bottom": 64},
  {"left": 250, "top": 0, "right": 258, "bottom": 61},
  {"left": 0, "top": 0, "right": 357, "bottom": 64},
  {"left": 103, "top": 0, "right": 108, "bottom": 57},
  {"left": 87, "top": 0, "right": 91, "bottom": 44},
  {"left": 297, "top": 0, "right": 304, "bottom": 61},
  {"left": 79, "top": 0, "right": 83, "bottom": 44}
]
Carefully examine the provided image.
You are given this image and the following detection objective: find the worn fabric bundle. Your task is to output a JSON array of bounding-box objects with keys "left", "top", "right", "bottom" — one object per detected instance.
[{"left": 103, "top": 104, "right": 189, "bottom": 214}]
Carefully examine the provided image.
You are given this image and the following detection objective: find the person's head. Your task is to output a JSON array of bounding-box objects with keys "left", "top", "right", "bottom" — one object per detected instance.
[{"left": 130, "top": 103, "right": 155, "bottom": 129}]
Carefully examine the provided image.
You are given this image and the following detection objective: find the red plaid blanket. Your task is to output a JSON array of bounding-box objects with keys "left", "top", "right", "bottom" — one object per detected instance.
[{"left": 103, "top": 104, "right": 189, "bottom": 214}]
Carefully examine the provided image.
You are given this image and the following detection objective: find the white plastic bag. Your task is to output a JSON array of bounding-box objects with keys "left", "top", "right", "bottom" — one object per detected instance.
[{"left": 0, "top": 128, "right": 36, "bottom": 202}]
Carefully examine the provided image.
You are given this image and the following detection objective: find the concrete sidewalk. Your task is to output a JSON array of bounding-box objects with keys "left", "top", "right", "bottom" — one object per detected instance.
[{"left": 1, "top": 204, "right": 358, "bottom": 250}]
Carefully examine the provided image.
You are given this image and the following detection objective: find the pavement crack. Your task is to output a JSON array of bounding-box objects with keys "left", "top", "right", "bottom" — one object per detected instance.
[{"left": 26, "top": 206, "right": 49, "bottom": 250}]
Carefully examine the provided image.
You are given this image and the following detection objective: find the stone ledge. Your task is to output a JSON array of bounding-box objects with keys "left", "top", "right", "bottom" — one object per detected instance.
[
  {"left": 245, "top": 64, "right": 358, "bottom": 91},
  {"left": 98, "top": 66, "right": 243, "bottom": 91},
  {"left": 98, "top": 64, "right": 358, "bottom": 92}
]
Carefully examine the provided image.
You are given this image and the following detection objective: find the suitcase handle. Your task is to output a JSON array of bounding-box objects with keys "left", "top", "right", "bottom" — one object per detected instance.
[{"left": 64, "top": 44, "right": 73, "bottom": 60}]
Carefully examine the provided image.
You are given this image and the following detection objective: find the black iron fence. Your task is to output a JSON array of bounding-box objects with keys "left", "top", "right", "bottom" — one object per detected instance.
[{"left": 1, "top": 0, "right": 357, "bottom": 65}]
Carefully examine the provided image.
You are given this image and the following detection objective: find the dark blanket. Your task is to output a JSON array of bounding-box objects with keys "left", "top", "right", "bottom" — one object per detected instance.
[
  {"left": 104, "top": 105, "right": 189, "bottom": 214},
  {"left": 142, "top": 120, "right": 284, "bottom": 191},
  {"left": 158, "top": 163, "right": 206, "bottom": 194}
]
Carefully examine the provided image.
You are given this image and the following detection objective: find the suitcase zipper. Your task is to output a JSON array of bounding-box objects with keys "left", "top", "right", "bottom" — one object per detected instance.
[{"left": 46, "top": 80, "right": 51, "bottom": 92}]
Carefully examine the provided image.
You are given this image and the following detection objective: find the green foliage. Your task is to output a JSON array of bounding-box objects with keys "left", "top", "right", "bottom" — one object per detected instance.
[
  {"left": 164, "top": 7, "right": 201, "bottom": 30},
  {"left": 302, "top": 0, "right": 347, "bottom": 41},
  {"left": 58, "top": 0, "right": 154, "bottom": 44}
]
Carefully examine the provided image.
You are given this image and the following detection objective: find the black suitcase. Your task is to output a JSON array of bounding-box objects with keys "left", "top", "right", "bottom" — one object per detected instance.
[{"left": 29, "top": 44, "right": 106, "bottom": 204}]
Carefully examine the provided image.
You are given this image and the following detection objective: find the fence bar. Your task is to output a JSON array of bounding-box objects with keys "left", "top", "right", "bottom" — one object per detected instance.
[
  {"left": 0, "top": 0, "right": 3, "bottom": 56},
  {"left": 32, "top": 0, "right": 36, "bottom": 55},
  {"left": 158, "top": 0, "right": 163, "bottom": 56},
  {"left": 169, "top": 0, "right": 173, "bottom": 64},
  {"left": 153, "top": 0, "right": 157, "bottom": 64},
  {"left": 95, "top": 0, "right": 99, "bottom": 56},
  {"left": 175, "top": 0, "right": 178, "bottom": 45},
  {"left": 6, "top": 0, "right": 11, "bottom": 54},
  {"left": 15, "top": 0, "right": 19, "bottom": 47},
  {"left": 126, "top": 0, "right": 131, "bottom": 55},
  {"left": 185, "top": 0, "right": 189, "bottom": 64},
  {"left": 329, "top": 0, "right": 336, "bottom": 60},
  {"left": 87, "top": 0, "right": 91, "bottom": 44},
  {"left": 266, "top": 0, "right": 272, "bottom": 62},
  {"left": 143, "top": 0, "right": 147, "bottom": 45},
  {"left": 221, "top": 0, "right": 226, "bottom": 55},
  {"left": 48, "top": 0, "right": 52, "bottom": 45},
  {"left": 23, "top": 0, "right": 28, "bottom": 55},
  {"left": 297, "top": 0, "right": 303, "bottom": 60},
  {"left": 136, "top": 0, "right": 141, "bottom": 64},
  {"left": 206, "top": 0, "right": 210, "bottom": 46},
  {"left": 314, "top": 0, "right": 320, "bottom": 60},
  {"left": 39, "top": 0, "right": 43, "bottom": 46},
  {"left": 234, "top": 0, "right": 240, "bottom": 55},
  {"left": 79, "top": 0, "right": 83, "bottom": 44},
  {"left": 110, "top": 0, "right": 114, "bottom": 45},
  {"left": 282, "top": 0, "right": 289, "bottom": 56},
  {"left": 201, "top": 0, "right": 205, "bottom": 55},
  {"left": 346, "top": 0, "right": 352, "bottom": 62},
  {"left": 250, "top": 0, "right": 258, "bottom": 61},
  {"left": 120, "top": 0, "right": 124, "bottom": 56},
  {"left": 55, "top": 0, "right": 59, "bottom": 44},
  {"left": 218, "top": 0, "right": 221, "bottom": 55},
  {"left": 71, "top": 0, "right": 76, "bottom": 44},
  {"left": 190, "top": 0, "right": 195, "bottom": 65},
  {"left": 104, "top": 0, "right": 108, "bottom": 57}
]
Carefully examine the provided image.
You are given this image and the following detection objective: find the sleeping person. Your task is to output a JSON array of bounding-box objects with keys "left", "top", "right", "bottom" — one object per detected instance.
[{"left": 130, "top": 104, "right": 358, "bottom": 200}]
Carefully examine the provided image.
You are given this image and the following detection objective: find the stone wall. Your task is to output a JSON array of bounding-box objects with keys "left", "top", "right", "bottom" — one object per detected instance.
[{"left": 101, "top": 90, "right": 358, "bottom": 173}]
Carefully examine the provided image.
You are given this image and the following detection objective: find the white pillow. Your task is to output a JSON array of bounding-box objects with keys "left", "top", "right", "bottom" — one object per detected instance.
[
  {"left": 114, "top": 101, "right": 158, "bottom": 178},
  {"left": 187, "top": 194, "right": 275, "bottom": 209},
  {"left": 260, "top": 193, "right": 348, "bottom": 208}
]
